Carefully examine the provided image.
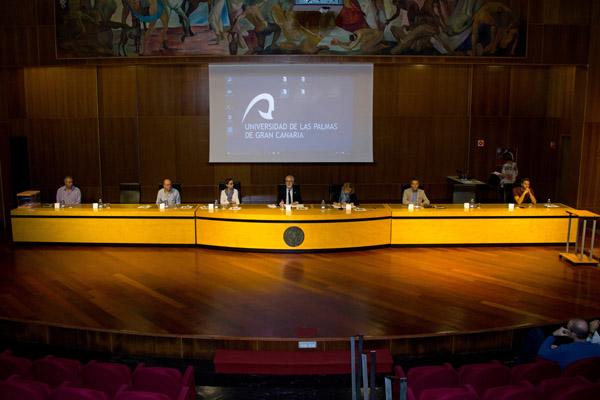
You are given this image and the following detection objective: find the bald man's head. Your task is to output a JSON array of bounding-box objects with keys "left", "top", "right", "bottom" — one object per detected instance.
[
  {"left": 163, "top": 179, "right": 172, "bottom": 191},
  {"left": 569, "top": 319, "right": 589, "bottom": 340}
]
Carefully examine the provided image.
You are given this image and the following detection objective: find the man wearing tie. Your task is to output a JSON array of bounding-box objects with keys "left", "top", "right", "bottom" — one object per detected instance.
[{"left": 278, "top": 175, "right": 302, "bottom": 206}]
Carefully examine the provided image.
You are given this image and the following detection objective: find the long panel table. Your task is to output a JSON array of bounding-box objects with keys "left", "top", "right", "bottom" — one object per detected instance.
[
  {"left": 195, "top": 204, "right": 392, "bottom": 251},
  {"left": 11, "top": 204, "right": 198, "bottom": 245},
  {"left": 11, "top": 203, "right": 580, "bottom": 250},
  {"left": 390, "top": 203, "right": 577, "bottom": 245}
]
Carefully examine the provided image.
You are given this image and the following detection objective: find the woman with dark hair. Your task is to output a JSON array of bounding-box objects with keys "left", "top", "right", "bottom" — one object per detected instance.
[{"left": 220, "top": 178, "right": 240, "bottom": 205}]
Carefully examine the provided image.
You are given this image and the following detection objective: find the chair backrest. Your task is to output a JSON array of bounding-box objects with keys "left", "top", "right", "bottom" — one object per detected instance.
[
  {"left": 32, "top": 356, "right": 82, "bottom": 388},
  {"left": 120, "top": 183, "right": 141, "bottom": 204},
  {"left": 562, "top": 356, "right": 600, "bottom": 382},
  {"left": 50, "top": 386, "right": 109, "bottom": 400},
  {"left": 83, "top": 361, "right": 132, "bottom": 399},
  {"left": 115, "top": 391, "right": 172, "bottom": 400},
  {"left": 217, "top": 181, "right": 242, "bottom": 203},
  {"left": 133, "top": 366, "right": 183, "bottom": 400},
  {"left": 458, "top": 362, "right": 511, "bottom": 397},
  {"left": 329, "top": 184, "right": 342, "bottom": 203},
  {"left": 0, "top": 380, "right": 49, "bottom": 400},
  {"left": 547, "top": 382, "right": 600, "bottom": 400},
  {"left": 539, "top": 376, "right": 590, "bottom": 399},
  {"left": 510, "top": 360, "right": 560, "bottom": 385},
  {"left": 420, "top": 387, "right": 478, "bottom": 400},
  {"left": 482, "top": 384, "right": 543, "bottom": 400},
  {"left": 407, "top": 364, "right": 460, "bottom": 400},
  {"left": 0, "top": 351, "right": 32, "bottom": 379}
]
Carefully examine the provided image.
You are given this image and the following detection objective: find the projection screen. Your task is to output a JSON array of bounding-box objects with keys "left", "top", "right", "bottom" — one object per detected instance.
[{"left": 209, "top": 64, "right": 373, "bottom": 163}]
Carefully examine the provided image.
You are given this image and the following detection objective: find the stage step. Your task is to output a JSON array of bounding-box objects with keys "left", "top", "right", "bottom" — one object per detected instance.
[{"left": 214, "top": 349, "right": 393, "bottom": 375}]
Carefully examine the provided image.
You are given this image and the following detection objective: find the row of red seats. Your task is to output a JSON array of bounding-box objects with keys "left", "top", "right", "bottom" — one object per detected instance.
[
  {"left": 0, "top": 351, "right": 195, "bottom": 400},
  {"left": 394, "top": 358, "right": 600, "bottom": 400}
]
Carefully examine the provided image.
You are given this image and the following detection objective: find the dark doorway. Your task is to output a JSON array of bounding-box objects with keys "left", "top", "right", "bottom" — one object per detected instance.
[{"left": 9, "top": 136, "right": 30, "bottom": 201}]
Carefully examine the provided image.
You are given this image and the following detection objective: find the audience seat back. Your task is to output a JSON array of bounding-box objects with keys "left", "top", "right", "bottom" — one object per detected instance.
[
  {"left": 0, "top": 376, "right": 50, "bottom": 400},
  {"left": 32, "top": 356, "right": 82, "bottom": 388},
  {"left": 481, "top": 384, "right": 542, "bottom": 400},
  {"left": 407, "top": 364, "right": 460, "bottom": 400},
  {"left": 458, "top": 361, "right": 510, "bottom": 397},
  {"left": 562, "top": 357, "right": 600, "bottom": 382},
  {"left": 548, "top": 382, "right": 600, "bottom": 400},
  {"left": 83, "top": 360, "right": 132, "bottom": 398},
  {"left": 115, "top": 391, "right": 172, "bottom": 400},
  {"left": 0, "top": 351, "right": 32, "bottom": 379},
  {"left": 510, "top": 360, "right": 560, "bottom": 385},
  {"left": 133, "top": 365, "right": 193, "bottom": 400},
  {"left": 49, "top": 386, "right": 109, "bottom": 400},
  {"left": 419, "top": 387, "right": 478, "bottom": 400},
  {"left": 539, "top": 376, "right": 590, "bottom": 399}
]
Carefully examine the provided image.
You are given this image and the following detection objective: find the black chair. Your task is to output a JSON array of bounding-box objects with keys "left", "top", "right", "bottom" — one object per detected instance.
[
  {"left": 329, "top": 184, "right": 343, "bottom": 203},
  {"left": 217, "top": 181, "right": 242, "bottom": 203},
  {"left": 157, "top": 183, "right": 182, "bottom": 202},
  {"left": 119, "top": 183, "right": 141, "bottom": 204}
]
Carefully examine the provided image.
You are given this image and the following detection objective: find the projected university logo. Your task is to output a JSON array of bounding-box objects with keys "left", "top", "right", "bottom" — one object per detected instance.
[{"left": 242, "top": 93, "right": 275, "bottom": 122}]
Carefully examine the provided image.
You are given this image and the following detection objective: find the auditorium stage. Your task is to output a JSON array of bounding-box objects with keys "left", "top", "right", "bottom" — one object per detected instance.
[{"left": 0, "top": 243, "right": 599, "bottom": 359}]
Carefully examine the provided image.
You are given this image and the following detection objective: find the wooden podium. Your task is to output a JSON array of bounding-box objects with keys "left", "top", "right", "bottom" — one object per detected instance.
[{"left": 559, "top": 210, "right": 599, "bottom": 266}]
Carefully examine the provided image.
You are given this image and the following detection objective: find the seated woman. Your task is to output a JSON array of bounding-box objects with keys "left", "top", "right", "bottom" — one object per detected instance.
[
  {"left": 220, "top": 178, "right": 240, "bottom": 205},
  {"left": 513, "top": 178, "right": 537, "bottom": 205},
  {"left": 335, "top": 182, "right": 359, "bottom": 206}
]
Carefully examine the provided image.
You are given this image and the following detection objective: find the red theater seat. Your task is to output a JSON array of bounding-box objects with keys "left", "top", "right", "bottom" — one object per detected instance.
[
  {"left": 32, "top": 356, "right": 83, "bottom": 388},
  {"left": 396, "top": 363, "right": 460, "bottom": 400},
  {"left": 49, "top": 386, "right": 109, "bottom": 400},
  {"left": 458, "top": 361, "right": 510, "bottom": 397},
  {"left": 114, "top": 389, "right": 173, "bottom": 400},
  {"left": 547, "top": 382, "right": 600, "bottom": 400},
  {"left": 0, "top": 350, "right": 32, "bottom": 379},
  {"left": 214, "top": 349, "right": 393, "bottom": 375},
  {"left": 0, "top": 375, "right": 51, "bottom": 400},
  {"left": 132, "top": 364, "right": 194, "bottom": 400},
  {"left": 562, "top": 357, "right": 600, "bottom": 382},
  {"left": 83, "top": 360, "right": 132, "bottom": 399},
  {"left": 510, "top": 360, "right": 560, "bottom": 385},
  {"left": 539, "top": 376, "right": 590, "bottom": 399},
  {"left": 419, "top": 386, "right": 479, "bottom": 400},
  {"left": 481, "top": 383, "right": 542, "bottom": 400}
]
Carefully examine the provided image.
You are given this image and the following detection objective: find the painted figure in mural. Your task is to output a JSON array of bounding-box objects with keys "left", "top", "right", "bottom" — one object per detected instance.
[{"left": 55, "top": 0, "right": 525, "bottom": 57}]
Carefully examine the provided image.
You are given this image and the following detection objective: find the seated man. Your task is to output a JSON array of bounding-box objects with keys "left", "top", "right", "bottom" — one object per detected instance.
[
  {"left": 156, "top": 179, "right": 181, "bottom": 206},
  {"left": 402, "top": 178, "right": 430, "bottom": 207},
  {"left": 278, "top": 175, "right": 302, "bottom": 206},
  {"left": 513, "top": 178, "right": 537, "bottom": 205},
  {"left": 538, "top": 319, "right": 600, "bottom": 369},
  {"left": 56, "top": 175, "right": 81, "bottom": 205}
]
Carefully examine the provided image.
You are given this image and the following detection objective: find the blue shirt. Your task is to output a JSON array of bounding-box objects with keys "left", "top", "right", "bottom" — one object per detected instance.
[
  {"left": 56, "top": 186, "right": 81, "bottom": 205},
  {"left": 538, "top": 336, "right": 600, "bottom": 369}
]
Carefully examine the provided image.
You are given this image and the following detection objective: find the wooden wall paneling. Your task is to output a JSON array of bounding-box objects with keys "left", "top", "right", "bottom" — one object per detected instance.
[
  {"left": 24, "top": 67, "right": 99, "bottom": 119},
  {"left": 585, "top": 26, "right": 600, "bottom": 123},
  {"left": 98, "top": 117, "right": 139, "bottom": 203},
  {"left": 471, "top": 66, "right": 511, "bottom": 117},
  {"left": 546, "top": 67, "right": 575, "bottom": 118},
  {"left": 98, "top": 66, "right": 138, "bottom": 117},
  {"left": 509, "top": 67, "right": 549, "bottom": 117},
  {"left": 27, "top": 118, "right": 101, "bottom": 203},
  {"left": 579, "top": 123, "right": 600, "bottom": 210},
  {"left": 136, "top": 65, "right": 208, "bottom": 117},
  {"left": 138, "top": 117, "right": 177, "bottom": 203},
  {"left": 0, "top": 26, "right": 39, "bottom": 67},
  {"left": 541, "top": 0, "right": 591, "bottom": 25},
  {"left": 174, "top": 116, "right": 214, "bottom": 202},
  {"left": 469, "top": 117, "right": 510, "bottom": 187},
  {"left": 541, "top": 25, "right": 591, "bottom": 65}
]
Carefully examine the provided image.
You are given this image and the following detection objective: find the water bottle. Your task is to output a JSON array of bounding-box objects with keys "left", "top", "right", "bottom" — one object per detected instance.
[
  {"left": 214, "top": 199, "right": 219, "bottom": 209},
  {"left": 469, "top": 197, "right": 475, "bottom": 208},
  {"left": 547, "top": 198, "right": 551, "bottom": 207},
  {"left": 98, "top": 198, "right": 103, "bottom": 209},
  {"left": 321, "top": 200, "right": 326, "bottom": 209}
]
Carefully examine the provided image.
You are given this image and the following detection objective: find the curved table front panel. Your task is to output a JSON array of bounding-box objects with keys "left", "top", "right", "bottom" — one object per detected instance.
[{"left": 195, "top": 204, "right": 392, "bottom": 251}]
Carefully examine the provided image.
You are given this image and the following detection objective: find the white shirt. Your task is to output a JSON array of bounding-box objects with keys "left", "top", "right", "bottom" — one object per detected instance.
[{"left": 220, "top": 188, "right": 239, "bottom": 205}]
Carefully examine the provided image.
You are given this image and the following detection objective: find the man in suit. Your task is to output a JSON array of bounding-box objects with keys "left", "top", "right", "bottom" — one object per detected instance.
[
  {"left": 402, "top": 178, "right": 430, "bottom": 207},
  {"left": 278, "top": 175, "right": 302, "bottom": 206}
]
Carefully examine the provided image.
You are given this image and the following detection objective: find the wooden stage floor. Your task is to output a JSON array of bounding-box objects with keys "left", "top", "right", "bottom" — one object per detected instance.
[{"left": 1, "top": 244, "right": 599, "bottom": 341}]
